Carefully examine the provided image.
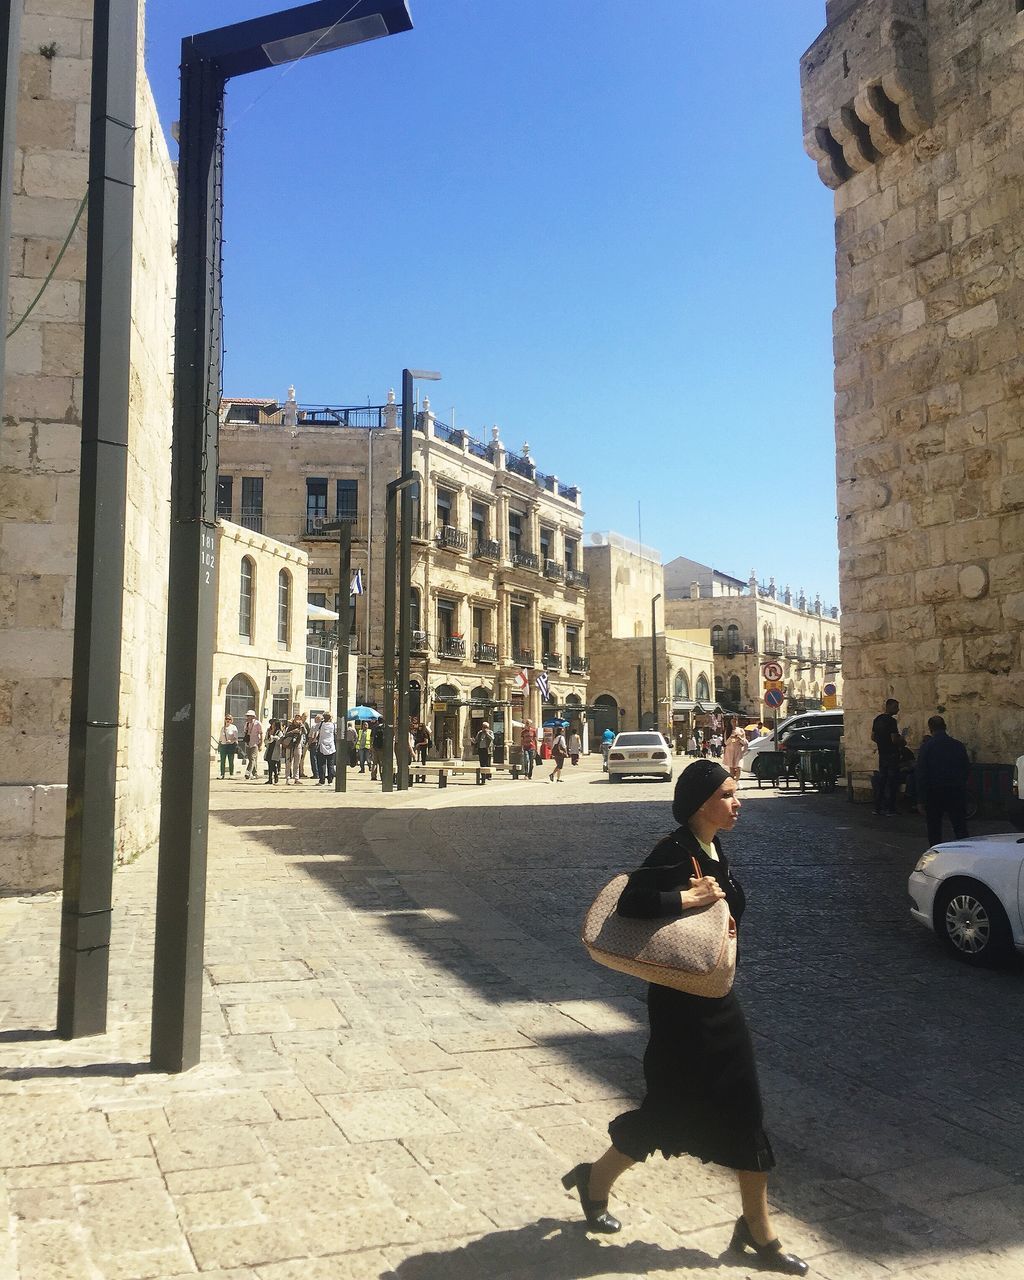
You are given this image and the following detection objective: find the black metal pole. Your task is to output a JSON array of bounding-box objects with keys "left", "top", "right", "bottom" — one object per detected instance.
[
  {"left": 636, "top": 665, "right": 643, "bottom": 731},
  {"left": 150, "top": 44, "right": 224, "bottom": 1073},
  {"left": 382, "top": 480, "right": 398, "bottom": 792},
  {"left": 396, "top": 369, "right": 414, "bottom": 790},
  {"left": 0, "top": 0, "right": 22, "bottom": 398},
  {"left": 327, "top": 521, "right": 352, "bottom": 793},
  {"left": 651, "top": 592, "right": 661, "bottom": 736},
  {"left": 56, "top": 0, "right": 138, "bottom": 1039}
]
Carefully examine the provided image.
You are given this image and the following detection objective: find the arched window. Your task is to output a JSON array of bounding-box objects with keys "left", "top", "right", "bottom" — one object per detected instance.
[
  {"left": 695, "top": 673, "right": 711, "bottom": 702},
  {"left": 809, "top": 636, "right": 816, "bottom": 661},
  {"left": 715, "top": 674, "right": 725, "bottom": 693},
  {"left": 225, "top": 673, "right": 258, "bottom": 723},
  {"left": 726, "top": 623, "right": 740, "bottom": 652},
  {"left": 711, "top": 624, "right": 724, "bottom": 653},
  {"left": 239, "top": 557, "right": 255, "bottom": 640},
  {"left": 796, "top": 632, "right": 803, "bottom": 657},
  {"left": 729, "top": 674, "right": 742, "bottom": 705},
  {"left": 674, "top": 670, "right": 690, "bottom": 699},
  {"left": 277, "top": 569, "right": 290, "bottom": 646},
  {"left": 763, "top": 623, "right": 773, "bottom": 651}
]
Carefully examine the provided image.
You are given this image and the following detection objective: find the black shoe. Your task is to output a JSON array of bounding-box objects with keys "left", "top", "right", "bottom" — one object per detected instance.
[
  {"left": 561, "top": 1164, "right": 621, "bottom": 1234},
  {"left": 729, "top": 1216, "right": 808, "bottom": 1275}
]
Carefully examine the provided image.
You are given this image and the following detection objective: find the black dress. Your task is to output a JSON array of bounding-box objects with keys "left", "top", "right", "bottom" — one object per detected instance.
[{"left": 607, "top": 826, "right": 775, "bottom": 1173}]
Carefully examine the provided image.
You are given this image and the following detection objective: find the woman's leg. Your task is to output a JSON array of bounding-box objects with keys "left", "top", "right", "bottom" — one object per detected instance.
[
  {"left": 218, "top": 745, "right": 227, "bottom": 777},
  {"left": 737, "top": 1170, "right": 772, "bottom": 1243},
  {"left": 587, "top": 1146, "right": 636, "bottom": 1200}
]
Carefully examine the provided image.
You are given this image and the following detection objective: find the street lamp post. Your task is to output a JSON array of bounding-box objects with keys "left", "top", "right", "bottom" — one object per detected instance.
[
  {"left": 320, "top": 520, "right": 352, "bottom": 793},
  {"left": 150, "top": 0, "right": 413, "bottom": 1074},
  {"left": 651, "top": 592, "right": 661, "bottom": 735}
]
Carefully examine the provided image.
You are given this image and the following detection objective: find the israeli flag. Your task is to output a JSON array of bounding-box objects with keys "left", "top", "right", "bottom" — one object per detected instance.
[
  {"left": 349, "top": 568, "right": 363, "bottom": 596},
  {"left": 535, "top": 671, "right": 550, "bottom": 701}
]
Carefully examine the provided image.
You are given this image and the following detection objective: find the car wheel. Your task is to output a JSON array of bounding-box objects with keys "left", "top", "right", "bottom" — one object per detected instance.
[
  {"left": 609, "top": 773, "right": 622, "bottom": 783},
  {"left": 935, "top": 881, "right": 1011, "bottom": 966},
  {"left": 660, "top": 773, "right": 672, "bottom": 782}
]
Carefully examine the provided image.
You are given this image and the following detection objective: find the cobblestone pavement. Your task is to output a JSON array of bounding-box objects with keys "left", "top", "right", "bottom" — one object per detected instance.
[{"left": 2, "top": 756, "right": 1022, "bottom": 1279}]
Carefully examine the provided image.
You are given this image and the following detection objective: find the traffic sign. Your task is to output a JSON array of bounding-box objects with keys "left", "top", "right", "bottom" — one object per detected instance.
[
  {"left": 823, "top": 682, "right": 837, "bottom": 696},
  {"left": 763, "top": 679, "right": 784, "bottom": 693},
  {"left": 761, "top": 660, "right": 783, "bottom": 681},
  {"left": 764, "top": 688, "right": 785, "bottom": 709}
]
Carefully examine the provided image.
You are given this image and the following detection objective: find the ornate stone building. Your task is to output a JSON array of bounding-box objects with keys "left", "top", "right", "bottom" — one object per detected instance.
[
  {"left": 801, "top": 0, "right": 1024, "bottom": 773},
  {"left": 217, "top": 391, "right": 590, "bottom": 759}
]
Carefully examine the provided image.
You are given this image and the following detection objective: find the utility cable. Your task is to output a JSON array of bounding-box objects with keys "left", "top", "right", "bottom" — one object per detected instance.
[{"left": 6, "top": 188, "right": 89, "bottom": 339}]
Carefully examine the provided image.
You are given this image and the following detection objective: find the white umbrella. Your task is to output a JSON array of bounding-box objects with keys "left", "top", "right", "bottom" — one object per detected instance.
[{"left": 306, "top": 602, "right": 339, "bottom": 620}]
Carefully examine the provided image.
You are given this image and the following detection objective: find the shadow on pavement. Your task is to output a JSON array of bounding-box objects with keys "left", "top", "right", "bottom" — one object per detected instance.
[{"left": 0, "top": 1059, "right": 150, "bottom": 1081}]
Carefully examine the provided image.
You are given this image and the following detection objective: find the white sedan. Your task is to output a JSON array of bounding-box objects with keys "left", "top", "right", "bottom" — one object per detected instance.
[
  {"left": 607, "top": 732, "right": 673, "bottom": 783},
  {"left": 908, "top": 833, "right": 1024, "bottom": 965}
]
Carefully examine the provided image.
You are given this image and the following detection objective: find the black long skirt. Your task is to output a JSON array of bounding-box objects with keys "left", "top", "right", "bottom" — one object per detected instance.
[{"left": 608, "top": 983, "right": 775, "bottom": 1172}]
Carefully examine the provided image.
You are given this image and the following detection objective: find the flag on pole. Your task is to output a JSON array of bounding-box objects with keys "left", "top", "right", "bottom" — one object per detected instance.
[
  {"left": 535, "top": 671, "right": 550, "bottom": 701},
  {"left": 512, "top": 668, "right": 528, "bottom": 692},
  {"left": 349, "top": 568, "right": 363, "bottom": 596}
]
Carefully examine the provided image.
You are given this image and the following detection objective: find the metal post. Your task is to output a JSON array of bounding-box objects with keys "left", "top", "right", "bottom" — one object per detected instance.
[
  {"left": 396, "top": 369, "right": 414, "bottom": 791},
  {"left": 0, "top": 0, "right": 23, "bottom": 397},
  {"left": 325, "top": 521, "right": 352, "bottom": 793},
  {"left": 382, "top": 480, "right": 398, "bottom": 792},
  {"left": 651, "top": 592, "right": 661, "bottom": 736},
  {"left": 150, "top": 44, "right": 224, "bottom": 1074},
  {"left": 636, "top": 665, "right": 643, "bottom": 731},
  {"left": 55, "top": 0, "right": 138, "bottom": 1039}
]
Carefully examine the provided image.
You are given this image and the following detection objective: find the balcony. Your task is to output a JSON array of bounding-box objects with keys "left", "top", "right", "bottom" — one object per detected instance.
[
  {"left": 567, "top": 655, "right": 590, "bottom": 675},
  {"left": 436, "top": 525, "right": 469, "bottom": 553},
  {"left": 239, "top": 508, "right": 264, "bottom": 533},
  {"left": 474, "top": 538, "right": 501, "bottom": 562},
  {"left": 543, "top": 652, "right": 561, "bottom": 672},
  {"left": 437, "top": 636, "right": 466, "bottom": 659},
  {"left": 304, "top": 514, "right": 359, "bottom": 538},
  {"left": 825, "top": 649, "right": 842, "bottom": 666},
  {"left": 565, "top": 568, "right": 589, "bottom": 589},
  {"left": 543, "top": 559, "right": 564, "bottom": 581},
  {"left": 510, "top": 550, "right": 539, "bottom": 571},
  {"left": 763, "top": 641, "right": 785, "bottom": 657},
  {"left": 411, "top": 629, "right": 430, "bottom": 654},
  {"left": 514, "top": 648, "right": 534, "bottom": 668},
  {"left": 473, "top": 641, "right": 499, "bottom": 664}
]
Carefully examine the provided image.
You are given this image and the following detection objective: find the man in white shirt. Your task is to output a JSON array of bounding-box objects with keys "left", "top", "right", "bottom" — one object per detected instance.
[
  {"left": 241, "top": 711, "right": 263, "bottom": 779},
  {"left": 317, "top": 713, "right": 338, "bottom": 785}
]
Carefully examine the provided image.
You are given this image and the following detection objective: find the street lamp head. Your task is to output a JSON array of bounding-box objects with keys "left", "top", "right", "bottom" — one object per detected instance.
[
  {"left": 406, "top": 369, "right": 442, "bottom": 381},
  {"left": 190, "top": 0, "right": 413, "bottom": 80}
]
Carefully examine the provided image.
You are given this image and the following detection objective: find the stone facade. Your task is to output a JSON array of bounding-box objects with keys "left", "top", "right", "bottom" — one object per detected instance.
[
  {"left": 211, "top": 522, "right": 308, "bottom": 750},
  {"left": 801, "top": 0, "right": 1024, "bottom": 773},
  {"left": 217, "top": 392, "right": 589, "bottom": 760},
  {"left": 1, "top": 2, "right": 177, "bottom": 891},
  {"left": 583, "top": 533, "right": 716, "bottom": 740}
]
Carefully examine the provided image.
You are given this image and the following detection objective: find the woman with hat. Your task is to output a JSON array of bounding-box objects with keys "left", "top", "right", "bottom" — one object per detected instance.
[{"left": 561, "top": 759, "right": 807, "bottom": 1275}]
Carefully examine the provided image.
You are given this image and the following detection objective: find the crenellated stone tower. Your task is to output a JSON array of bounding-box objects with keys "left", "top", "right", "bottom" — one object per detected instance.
[{"left": 801, "top": 0, "right": 1024, "bottom": 776}]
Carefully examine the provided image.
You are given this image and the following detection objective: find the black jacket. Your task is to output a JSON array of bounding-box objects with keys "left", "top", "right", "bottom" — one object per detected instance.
[
  {"left": 616, "top": 826, "right": 746, "bottom": 926},
  {"left": 915, "top": 731, "right": 970, "bottom": 791}
]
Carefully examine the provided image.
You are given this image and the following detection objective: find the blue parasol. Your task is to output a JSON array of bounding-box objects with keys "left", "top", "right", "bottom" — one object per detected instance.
[
  {"left": 347, "top": 705, "right": 383, "bottom": 721},
  {"left": 542, "top": 718, "right": 569, "bottom": 728}
]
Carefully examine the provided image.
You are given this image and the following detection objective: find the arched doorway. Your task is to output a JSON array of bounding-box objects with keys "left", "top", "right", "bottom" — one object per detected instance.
[
  {"left": 433, "top": 683, "right": 459, "bottom": 760},
  {"left": 225, "top": 673, "right": 258, "bottom": 724},
  {"left": 589, "top": 693, "right": 618, "bottom": 743},
  {"left": 468, "top": 684, "right": 492, "bottom": 754}
]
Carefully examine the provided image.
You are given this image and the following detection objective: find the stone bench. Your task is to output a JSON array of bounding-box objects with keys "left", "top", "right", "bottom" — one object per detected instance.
[{"left": 411, "top": 762, "right": 520, "bottom": 788}]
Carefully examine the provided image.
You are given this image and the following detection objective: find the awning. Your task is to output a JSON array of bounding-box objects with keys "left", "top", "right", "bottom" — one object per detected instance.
[{"left": 307, "top": 603, "right": 339, "bottom": 620}]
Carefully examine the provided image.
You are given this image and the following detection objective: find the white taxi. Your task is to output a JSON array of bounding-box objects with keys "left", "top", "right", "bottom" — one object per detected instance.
[{"left": 607, "top": 731, "right": 673, "bottom": 783}]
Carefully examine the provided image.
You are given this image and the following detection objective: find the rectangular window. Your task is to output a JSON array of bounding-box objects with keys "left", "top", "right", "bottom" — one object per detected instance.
[
  {"left": 508, "top": 511, "right": 522, "bottom": 556},
  {"left": 305, "top": 645, "right": 333, "bottom": 700},
  {"left": 306, "top": 478, "right": 327, "bottom": 532},
  {"left": 436, "top": 488, "right": 453, "bottom": 529},
  {"left": 564, "top": 538, "right": 577, "bottom": 572},
  {"left": 539, "top": 527, "right": 553, "bottom": 560},
  {"left": 541, "top": 619, "right": 554, "bottom": 654},
  {"left": 216, "top": 475, "right": 233, "bottom": 520},
  {"left": 336, "top": 478, "right": 358, "bottom": 522},
  {"left": 437, "top": 600, "right": 456, "bottom": 642},
  {"left": 565, "top": 624, "right": 579, "bottom": 659},
  {"left": 510, "top": 604, "right": 523, "bottom": 652},
  {"left": 239, "top": 558, "right": 253, "bottom": 640},
  {"left": 471, "top": 501, "right": 488, "bottom": 543},
  {"left": 472, "top": 606, "right": 485, "bottom": 646},
  {"left": 240, "top": 476, "right": 263, "bottom": 532},
  {"left": 277, "top": 571, "right": 290, "bottom": 646}
]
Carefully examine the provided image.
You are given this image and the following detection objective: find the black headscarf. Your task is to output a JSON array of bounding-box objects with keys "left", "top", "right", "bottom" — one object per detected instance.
[{"left": 672, "top": 759, "right": 730, "bottom": 825}]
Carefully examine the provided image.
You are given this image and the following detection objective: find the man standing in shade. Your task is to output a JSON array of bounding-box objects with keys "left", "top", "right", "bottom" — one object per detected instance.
[
  {"left": 240, "top": 710, "right": 263, "bottom": 779},
  {"left": 871, "top": 697, "right": 904, "bottom": 816},
  {"left": 915, "top": 716, "right": 971, "bottom": 846}
]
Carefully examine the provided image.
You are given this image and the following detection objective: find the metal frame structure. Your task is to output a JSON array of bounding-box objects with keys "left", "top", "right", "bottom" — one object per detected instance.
[{"left": 0, "top": 0, "right": 22, "bottom": 395}]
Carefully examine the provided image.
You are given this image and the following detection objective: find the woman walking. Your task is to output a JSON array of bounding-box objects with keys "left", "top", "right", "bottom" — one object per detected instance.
[
  {"left": 281, "top": 715, "right": 304, "bottom": 784},
  {"left": 263, "top": 720, "right": 283, "bottom": 784},
  {"left": 568, "top": 727, "right": 582, "bottom": 766},
  {"left": 561, "top": 759, "right": 807, "bottom": 1275},
  {"left": 723, "top": 723, "right": 747, "bottom": 781},
  {"left": 217, "top": 714, "right": 239, "bottom": 778},
  {"left": 548, "top": 728, "right": 567, "bottom": 782}
]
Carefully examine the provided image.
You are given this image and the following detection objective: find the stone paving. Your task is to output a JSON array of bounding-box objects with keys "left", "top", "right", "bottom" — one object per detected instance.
[{"left": 1, "top": 754, "right": 1022, "bottom": 1279}]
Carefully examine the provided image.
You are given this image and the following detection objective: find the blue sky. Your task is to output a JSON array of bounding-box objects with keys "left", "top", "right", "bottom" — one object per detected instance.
[{"left": 144, "top": 1, "right": 840, "bottom": 603}]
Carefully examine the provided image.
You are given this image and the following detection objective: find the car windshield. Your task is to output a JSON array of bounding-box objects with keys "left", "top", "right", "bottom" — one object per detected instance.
[{"left": 614, "top": 733, "right": 665, "bottom": 747}]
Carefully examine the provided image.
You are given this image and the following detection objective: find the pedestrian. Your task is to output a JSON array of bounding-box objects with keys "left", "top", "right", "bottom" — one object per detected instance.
[
  {"left": 346, "top": 721, "right": 358, "bottom": 769},
  {"left": 281, "top": 715, "right": 304, "bottom": 784},
  {"left": 356, "top": 721, "right": 372, "bottom": 773},
  {"left": 601, "top": 726, "right": 615, "bottom": 772},
  {"left": 871, "top": 697, "right": 905, "bottom": 816},
  {"left": 568, "top": 727, "right": 582, "bottom": 766},
  {"left": 308, "top": 714, "right": 323, "bottom": 782},
  {"left": 263, "top": 719, "right": 283, "bottom": 784},
  {"left": 298, "top": 712, "right": 310, "bottom": 778},
  {"left": 217, "top": 713, "right": 239, "bottom": 778},
  {"left": 723, "top": 724, "right": 747, "bottom": 781},
  {"left": 475, "top": 721, "right": 494, "bottom": 782},
  {"left": 561, "top": 760, "right": 807, "bottom": 1277},
  {"left": 521, "top": 720, "right": 538, "bottom": 779},
  {"left": 686, "top": 732, "right": 697, "bottom": 757},
  {"left": 240, "top": 710, "right": 263, "bottom": 779},
  {"left": 371, "top": 719, "right": 386, "bottom": 781},
  {"left": 915, "top": 715, "right": 971, "bottom": 846},
  {"left": 414, "top": 722, "right": 432, "bottom": 782},
  {"left": 549, "top": 728, "right": 567, "bottom": 782},
  {"left": 317, "top": 712, "right": 337, "bottom": 785}
]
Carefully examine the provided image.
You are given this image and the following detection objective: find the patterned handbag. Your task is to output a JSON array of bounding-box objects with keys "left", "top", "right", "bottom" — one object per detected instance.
[{"left": 581, "top": 858, "right": 736, "bottom": 997}]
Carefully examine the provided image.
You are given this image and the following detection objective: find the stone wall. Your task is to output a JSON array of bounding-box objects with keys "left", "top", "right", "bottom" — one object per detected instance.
[
  {"left": 801, "top": 0, "right": 1024, "bottom": 773},
  {"left": 1, "top": 2, "right": 176, "bottom": 890}
]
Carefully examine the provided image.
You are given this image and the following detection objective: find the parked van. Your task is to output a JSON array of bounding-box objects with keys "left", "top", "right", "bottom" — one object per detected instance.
[{"left": 740, "top": 710, "right": 844, "bottom": 774}]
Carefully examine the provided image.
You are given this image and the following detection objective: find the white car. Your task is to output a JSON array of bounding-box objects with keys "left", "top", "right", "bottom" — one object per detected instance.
[
  {"left": 740, "top": 710, "right": 844, "bottom": 773},
  {"left": 607, "top": 731, "right": 673, "bottom": 783},
  {"left": 908, "top": 833, "right": 1024, "bottom": 965}
]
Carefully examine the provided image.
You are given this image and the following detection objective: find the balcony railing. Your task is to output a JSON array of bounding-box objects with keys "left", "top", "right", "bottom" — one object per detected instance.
[
  {"left": 510, "top": 550, "right": 539, "bottom": 571},
  {"left": 543, "top": 652, "right": 561, "bottom": 671},
  {"left": 504, "top": 450, "right": 535, "bottom": 480},
  {"left": 474, "top": 538, "right": 501, "bottom": 562},
  {"left": 543, "top": 558, "right": 564, "bottom": 581},
  {"left": 411, "top": 630, "right": 430, "bottom": 654},
  {"left": 436, "top": 525, "right": 469, "bottom": 552},
  {"left": 825, "top": 649, "right": 842, "bottom": 666},
  {"left": 239, "top": 508, "right": 263, "bottom": 533},
  {"left": 567, "top": 655, "right": 590, "bottom": 674},
  {"left": 437, "top": 636, "right": 466, "bottom": 659},
  {"left": 473, "top": 641, "right": 499, "bottom": 663},
  {"left": 305, "top": 514, "right": 359, "bottom": 537},
  {"left": 514, "top": 648, "right": 534, "bottom": 668},
  {"left": 565, "top": 568, "right": 589, "bottom": 589},
  {"left": 763, "top": 641, "right": 785, "bottom": 657}
]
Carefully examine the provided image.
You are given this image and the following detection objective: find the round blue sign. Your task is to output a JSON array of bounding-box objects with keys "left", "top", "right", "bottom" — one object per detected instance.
[{"left": 764, "top": 688, "right": 785, "bottom": 708}]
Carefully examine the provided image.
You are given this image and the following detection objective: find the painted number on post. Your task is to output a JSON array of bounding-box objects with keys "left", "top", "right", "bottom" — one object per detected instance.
[{"left": 200, "top": 531, "right": 215, "bottom": 586}]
